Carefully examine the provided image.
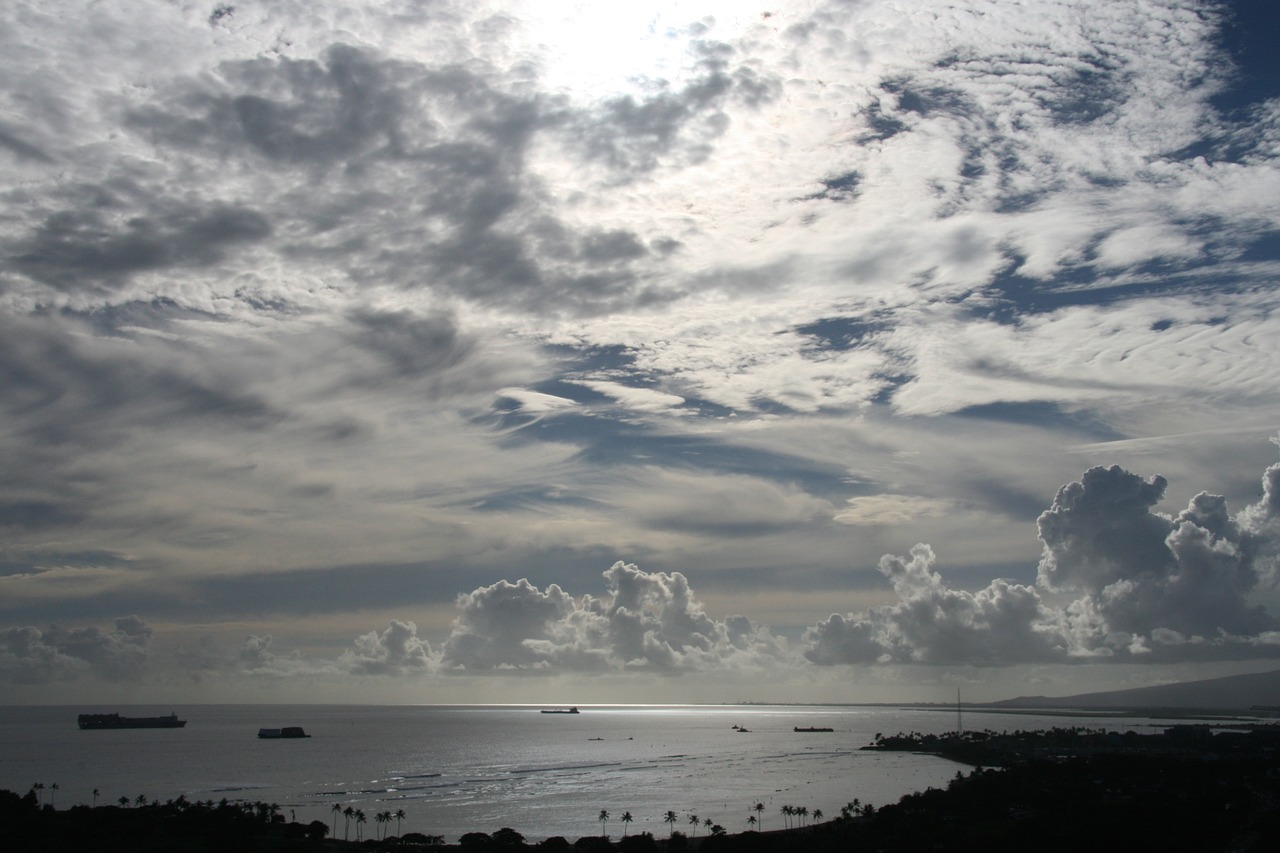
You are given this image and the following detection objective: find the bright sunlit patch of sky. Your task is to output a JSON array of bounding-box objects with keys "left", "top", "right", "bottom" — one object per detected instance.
[{"left": 510, "top": 0, "right": 777, "bottom": 100}]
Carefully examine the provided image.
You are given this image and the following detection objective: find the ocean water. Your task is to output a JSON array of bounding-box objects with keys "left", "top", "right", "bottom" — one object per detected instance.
[{"left": 0, "top": 704, "right": 1181, "bottom": 842}]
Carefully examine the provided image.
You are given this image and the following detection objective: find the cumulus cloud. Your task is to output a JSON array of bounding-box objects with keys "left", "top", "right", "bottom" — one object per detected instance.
[
  {"left": 806, "top": 438, "right": 1280, "bottom": 665},
  {"left": 441, "top": 562, "right": 790, "bottom": 672},
  {"left": 0, "top": 616, "right": 152, "bottom": 684},
  {"left": 804, "top": 544, "right": 1066, "bottom": 665},
  {"left": 341, "top": 619, "right": 435, "bottom": 675}
]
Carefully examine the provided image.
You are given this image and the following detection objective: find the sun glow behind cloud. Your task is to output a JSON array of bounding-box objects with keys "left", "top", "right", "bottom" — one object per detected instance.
[{"left": 511, "top": 0, "right": 775, "bottom": 99}]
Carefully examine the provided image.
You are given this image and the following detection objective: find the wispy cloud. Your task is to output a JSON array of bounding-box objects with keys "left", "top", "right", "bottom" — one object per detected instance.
[{"left": 1, "top": 0, "right": 1278, "bottom": 700}]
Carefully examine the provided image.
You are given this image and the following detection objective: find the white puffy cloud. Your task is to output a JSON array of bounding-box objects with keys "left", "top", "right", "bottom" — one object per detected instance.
[
  {"left": 806, "top": 437, "right": 1280, "bottom": 665},
  {"left": 441, "top": 562, "right": 790, "bottom": 672},
  {"left": 341, "top": 620, "right": 435, "bottom": 675},
  {"left": 804, "top": 544, "right": 1066, "bottom": 665},
  {"left": 0, "top": 616, "right": 152, "bottom": 683}
]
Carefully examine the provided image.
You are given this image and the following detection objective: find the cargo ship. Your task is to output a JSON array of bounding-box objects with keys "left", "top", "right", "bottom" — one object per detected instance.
[
  {"left": 78, "top": 712, "right": 186, "bottom": 730},
  {"left": 258, "top": 726, "right": 310, "bottom": 738}
]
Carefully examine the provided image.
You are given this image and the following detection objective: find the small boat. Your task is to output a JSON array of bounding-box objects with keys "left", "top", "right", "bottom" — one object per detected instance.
[
  {"left": 79, "top": 713, "right": 186, "bottom": 730},
  {"left": 258, "top": 726, "right": 310, "bottom": 738},
  {"left": 794, "top": 726, "right": 834, "bottom": 733},
  {"left": 540, "top": 707, "right": 580, "bottom": 714}
]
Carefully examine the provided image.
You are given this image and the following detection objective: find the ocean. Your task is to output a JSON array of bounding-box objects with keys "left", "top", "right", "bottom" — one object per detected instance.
[{"left": 0, "top": 704, "right": 1187, "bottom": 842}]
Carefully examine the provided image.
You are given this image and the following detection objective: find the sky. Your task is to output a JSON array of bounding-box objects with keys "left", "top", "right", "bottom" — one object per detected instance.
[{"left": 2, "top": 0, "right": 1279, "bottom": 706}]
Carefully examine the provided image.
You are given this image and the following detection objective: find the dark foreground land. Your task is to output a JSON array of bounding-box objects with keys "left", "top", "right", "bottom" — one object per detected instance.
[{"left": 7, "top": 724, "right": 1280, "bottom": 852}]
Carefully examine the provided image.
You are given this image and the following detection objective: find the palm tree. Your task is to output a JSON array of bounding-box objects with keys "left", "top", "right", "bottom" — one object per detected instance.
[
  {"left": 664, "top": 810, "right": 677, "bottom": 837},
  {"left": 118, "top": 796, "right": 129, "bottom": 808},
  {"left": 598, "top": 809, "right": 609, "bottom": 837},
  {"left": 355, "top": 809, "right": 367, "bottom": 841},
  {"left": 331, "top": 803, "right": 341, "bottom": 836},
  {"left": 93, "top": 788, "right": 100, "bottom": 807},
  {"left": 797, "top": 806, "right": 808, "bottom": 827},
  {"left": 704, "top": 817, "right": 713, "bottom": 835},
  {"left": 755, "top": 802, "right": 765, "bottom": 831},
  {"left": 135, "top": 794, "right": 148, "bottom": 807},
  {"left": 781, "top": 805, "right": 792, "bottom": 829},
  {"left": 688, "top": 814, "right": 699, "bottom": 837},
  {"left": 343, "top": 805, "right": 354, "bottom": 840},
  {"left": 747, "top": 815, "right": 757, "bottom": 830},
  {"left": 813, "top": 808, "right": 824, "bottom": 824},
  {"left": 620, "top": 811, "right": 633, "bottom": 837},
  {"left": 375, "top": 811, "right": 387, "bottom": 840},
  {"left": 395, "top": 808, "right": 406, "bottom": 836},
  {"left": 50, "top": 783, "right": 59, "bottom": 807}
]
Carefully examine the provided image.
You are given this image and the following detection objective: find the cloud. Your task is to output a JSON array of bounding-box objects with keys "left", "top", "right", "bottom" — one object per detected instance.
[
  {"left": 806, "top": 437, "right": 1280, "bottom": 666},
  {"left": 0, "top": 616, "right": 152, "bottom": 684},
  {"left": 1038, "top": 461, "right": 1277, "bottom": 644},
  {"left": 804, "top": 544, "right": 1066, "bottom": 665},
  {"left": 441, "top": 563, "right": 790, "bottom": 673},
  {"left": 341, "top": 620, "right": 435, "bottom": 675}
]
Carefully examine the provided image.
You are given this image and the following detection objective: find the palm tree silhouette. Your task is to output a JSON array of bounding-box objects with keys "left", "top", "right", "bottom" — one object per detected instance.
[
  {"left": 93, "top": 788, "right": 100, "bottom": 807},
  {"left": 395, "top": 808, "right": 406, "bottom": 836},
  {"left": 813, "top": 808, "right": 824, "bottom": 824},
  {"left": 331, "top": 803, "right": 341, "bottom": 836},
  {"left": 688, "top": 814, "right": 699, "bottom": 837},
  {"left": 375, "top": 811, "right": 387, "bottom": 840},
  {"left": 798, "top": 806, "right": 808, "bottom": 826},
  {"left": 664, "top": 810, "right": 677, "bottom": 837},
  {"left": 621, "top": 811, "right": 633, "bottom": 836},
  {"left": 343, "top": 805, "right": 354, "bottom": 840},
  {"left": 118, "top": 796, "right": 129, "bottom": 808},
  {"left": 50, "top": 783, "right": 58, "bottom": 807},
  {"left": 355, "top": 809, "right": 367, "bottom": 841},
  {"left": 135, "top": 794, "right": 147, "bottom": 807},
  {"left": 747, "top": 815, "right": 757, "bottom": 830},
  {"left": 755, "top": 802, "right": 765, "bottom": 831},
  {"left": 780, "top": 804, "right": 791, "bottom": 829},
  {"left": 598, "top": 809, "right": 609, "bottom": 837}
]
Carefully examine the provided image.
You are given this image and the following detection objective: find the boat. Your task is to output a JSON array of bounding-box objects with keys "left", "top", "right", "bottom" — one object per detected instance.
[
  {"left": 258, "top": 726, "right": 310, "bottom": 738},
  {"left": 78, "top": 713, "right": 186, "bottom": 730},
  {"left": 794, "top": 726, "right": 834, "bottom": 732},
  {"left": 540, "top": 707, "right": 579, "bottom": 714}
]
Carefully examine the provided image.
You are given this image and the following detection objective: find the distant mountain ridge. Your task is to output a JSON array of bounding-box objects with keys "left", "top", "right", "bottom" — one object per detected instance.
[{"left": 988, "top": 668, "right": 1280, "bottom": 711}]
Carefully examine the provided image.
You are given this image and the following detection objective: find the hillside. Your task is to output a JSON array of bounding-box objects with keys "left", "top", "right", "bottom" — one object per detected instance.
[{"left": 989, "top": 667, "right": 1280, "bottom": 711}]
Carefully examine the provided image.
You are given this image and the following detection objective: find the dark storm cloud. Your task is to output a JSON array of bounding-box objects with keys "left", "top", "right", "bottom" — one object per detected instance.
[
  {"left": 9, "top": 201, "right": 270, "bottom": 293},
  {"left": 805, "top": 439, "right": 1280, "bottom": 666},
  {"left": 346, "top": 309, "right": 474, "bottom": 378},
  {"left": 0, "top": 616, "right": 152, "bottom": 684}
]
